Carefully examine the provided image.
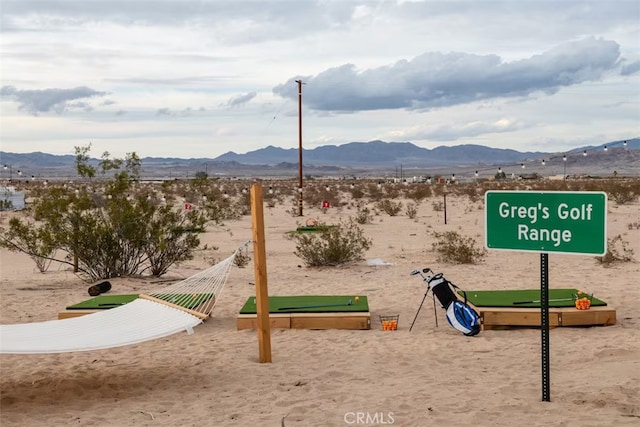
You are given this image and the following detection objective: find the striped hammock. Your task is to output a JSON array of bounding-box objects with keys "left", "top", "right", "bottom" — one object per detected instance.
[{"left": 0, "top": 243, "right": 248, "bottom": 354}]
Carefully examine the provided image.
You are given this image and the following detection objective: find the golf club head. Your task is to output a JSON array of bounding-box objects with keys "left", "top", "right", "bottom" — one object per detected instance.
[
  {"left": 410, "top": 269, "right": 421, "bottom": 276},
  {"left": 422, "top": 268, "right": 432, "bottom": 274}
]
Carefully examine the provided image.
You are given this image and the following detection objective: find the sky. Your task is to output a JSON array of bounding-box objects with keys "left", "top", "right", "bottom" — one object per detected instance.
[{"left": 1, "top": 0, "right": 639, "bottom": 159}]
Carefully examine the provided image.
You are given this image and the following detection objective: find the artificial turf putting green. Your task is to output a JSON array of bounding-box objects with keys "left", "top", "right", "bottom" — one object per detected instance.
[
  {"left": 66, "top": 293, "right": 214, "bottom": 310},
  {"left": 459, "top": 288, "right": 607, "bottom": 308},
  {"left": 239, "top": 295, "right": 369, "bottom": 314},
  {"left": 66, "top": 294, "right": 139, "bottom": 310}
]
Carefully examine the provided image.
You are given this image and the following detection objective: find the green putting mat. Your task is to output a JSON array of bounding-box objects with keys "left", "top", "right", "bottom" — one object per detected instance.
[
  {"left": 66, "top": 293, "right": 214, "bottom": 310},
  {"left": 458, "top": 289, "right": 607, "bottom": 308},
  {"left": 239, "top": 295, "right": 369, "bottom": 314},
  {"left": 66, "top": 294, "right": 139, "bottom": 310}
]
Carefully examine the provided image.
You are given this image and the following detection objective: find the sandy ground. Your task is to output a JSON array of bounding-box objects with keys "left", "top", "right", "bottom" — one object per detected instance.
[{"left": 1, "top": 193, "right": 639, "bottom": 427}]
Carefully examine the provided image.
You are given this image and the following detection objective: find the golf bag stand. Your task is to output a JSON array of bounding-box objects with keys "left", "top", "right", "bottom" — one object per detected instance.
[
  {"left": 409, "top": 267, "right": 481, "bottom": 336},
  {"left": 409, "top": 268, "right": 438, "bottom": 332}
]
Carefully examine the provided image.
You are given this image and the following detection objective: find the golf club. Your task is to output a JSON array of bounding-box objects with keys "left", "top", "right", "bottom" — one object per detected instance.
[
  {"left": 512, "top": 297, "right": 575, "bottom": 305},
  {"left": 277, "top": 299, "right": 353, "bottom": 311}
]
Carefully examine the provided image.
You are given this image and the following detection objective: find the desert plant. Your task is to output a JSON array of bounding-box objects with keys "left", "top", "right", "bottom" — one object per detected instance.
[
  {"left": 405, "top": 202, "right": 418, "bottom": 219},
  {"left": 377, "top": 199, "right": 402, "bottom": 216},
  {"left": 292, "top": 218, "right": 372, "bottom": 267},
  {"left": 605, "top": 181, "right": 638, "bottom": 205},
  {"left": 431, "top": 231, "right": 487, "bottom": 264},
  {"left": 233, "top": 247, "right": 251, "bottom": 268},
  {"left": 0, "top": 146, "right": 207, "bottom": 281},
  {"left": 404, "top": 184, "right": 432, "bottom": 201},
  {"left": 0, "top": 218, "right": 56, "bottom": 272},
  {"left": 354, "top": 204, "right": 373, "bottom": 224},
  {"left": 595, "top": 235, "right": 634, "bottom": 266}
]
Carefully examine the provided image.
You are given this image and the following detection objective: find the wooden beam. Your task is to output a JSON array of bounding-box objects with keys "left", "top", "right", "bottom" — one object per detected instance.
[{"left": 251, "top": 184, "right": 272, "bottom": 363}]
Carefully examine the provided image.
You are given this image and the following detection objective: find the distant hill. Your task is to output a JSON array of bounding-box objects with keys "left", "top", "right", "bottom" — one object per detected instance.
[
  {"left": 1, "top": 138, "right": 638, "bottom": 178},
  {"left": 213, "top": 140, "right": 546, "bottom": 166}
]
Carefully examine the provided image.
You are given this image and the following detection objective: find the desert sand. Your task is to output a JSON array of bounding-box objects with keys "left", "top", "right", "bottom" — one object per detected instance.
[{"left": 1, "top": 191, "right": 639, "bottom": 427}]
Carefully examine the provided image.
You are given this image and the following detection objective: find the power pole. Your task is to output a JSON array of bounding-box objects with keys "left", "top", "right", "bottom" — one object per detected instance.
[{"left": 295, "top": 79, "right": 304, "bottom": 216}]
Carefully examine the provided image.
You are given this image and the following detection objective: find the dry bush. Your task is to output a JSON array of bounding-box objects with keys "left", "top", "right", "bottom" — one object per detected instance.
[
  {"left": 405, "top": 202, "right": 418, "bottom": 219},
  {"left": 354, "top": 204, "right": 373, "bottom": 224},
  {"left": 292, "top": 219, "right": 372, "bottom": 267},
  {"left": 404, "top": 183, "right": 432, "bottom": 201},
  {"left": 431, "top": 230, "right": 487, "bottom": 264},
  {"left": 376, "top": 199, "right": 403, "bottom": 216},
  {"left": 595, "top": 235, "right": 634, "bottom": 266}
]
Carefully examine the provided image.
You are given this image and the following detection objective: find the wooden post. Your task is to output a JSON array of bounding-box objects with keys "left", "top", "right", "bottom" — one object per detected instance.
[{"left": 250, "top": 184, "right": 272, "bottom": 363}]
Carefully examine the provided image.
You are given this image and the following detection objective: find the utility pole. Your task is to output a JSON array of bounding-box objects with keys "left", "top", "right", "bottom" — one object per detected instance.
[{"left": 296, "top": 79, "right": 304, "bottom": 216}]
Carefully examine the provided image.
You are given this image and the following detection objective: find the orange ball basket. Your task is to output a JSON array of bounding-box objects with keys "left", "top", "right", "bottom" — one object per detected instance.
[{"left": 380, "top": 315, "right": 399, "bottom": 331}]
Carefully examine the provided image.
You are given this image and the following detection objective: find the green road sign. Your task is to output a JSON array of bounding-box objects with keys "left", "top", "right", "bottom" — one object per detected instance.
[{"left": 485, "top": 191, "right": 607, "bottom": 255}]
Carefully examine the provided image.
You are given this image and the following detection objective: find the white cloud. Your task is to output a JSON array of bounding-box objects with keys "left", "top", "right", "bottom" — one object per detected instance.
[{"left": 0, "top": 0, "right": 638, "bottom": 158}]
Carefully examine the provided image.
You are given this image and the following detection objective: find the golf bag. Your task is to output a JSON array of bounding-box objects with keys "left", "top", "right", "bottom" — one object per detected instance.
[{"left": 427, "top": 273, "right": 480, "bottom": 336}]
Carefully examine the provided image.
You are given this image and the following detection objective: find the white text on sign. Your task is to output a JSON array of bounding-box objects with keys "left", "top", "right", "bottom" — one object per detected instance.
[{"left": 499, "top": 202, "right": 595, "bottom": 247}]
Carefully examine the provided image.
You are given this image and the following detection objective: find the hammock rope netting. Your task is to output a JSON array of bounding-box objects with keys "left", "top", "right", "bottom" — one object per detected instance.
[{"left": 0, "top": 243, "right": 248, "bottom": 354}]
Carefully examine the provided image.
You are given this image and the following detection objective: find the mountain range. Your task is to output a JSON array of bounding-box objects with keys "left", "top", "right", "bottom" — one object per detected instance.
[{"left": 1, "top": 138, "right": 638, "bottom": 178}]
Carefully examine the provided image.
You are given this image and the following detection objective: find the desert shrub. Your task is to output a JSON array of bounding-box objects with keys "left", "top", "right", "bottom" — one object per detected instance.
[
  {"left": 628, "top": 221, "right": 640, "bottom": 230},
  {"left": 432, "top": 200, "right": 444, "bottom": 212},
  {"left": 431, "top": 231, "right": 487, "bottom": 264},
  {"left": 604, "top": 181, "right": 638, "bottom": 205},
  {"left": 366, "top": 182, "right": 384, "bottom": 201},
  {"left": 595, "top": 235, "right": 634, "bottom": 266},
  {"left": 0, "top": 218, "right": 56, "bottom": 272},
  {"left": 292, "top": 219, "right": 372, "bottom": 267},
  {"left": 0, "top": 200, "right": 14, "bottom": 211},
  {"left": 459, "top": 185, "right": 481, "bottom": 203},
  {"left": 233, "top": 247, "right": 251, "bottom": 268},
  {"left": 383, "top": 185, "right": 400, "bottom": 200},
  {"left": 405, "top": 184, "right": 432, "bottom": 201},
  {"left": 405, "top": 202, "right": 418, "bottom": 219},
  {"left": 354, "top": 204, "right": 373, "bottom": 224},
  {"left": 377, "top": 199, "right": 402, "bottom": 216},
  {"left": 349, "top": 185, "right": 365, "bottom": 200},
  {"left": 0, "top": 146, "right": 207, "bottom": 281}
]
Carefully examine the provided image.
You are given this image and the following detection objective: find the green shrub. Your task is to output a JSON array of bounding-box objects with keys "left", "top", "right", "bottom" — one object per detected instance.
[
  {"left": 431, "top": 231, "right": 487, "bottom": 264},
  {"left": 0, "top": 147, "right": 207, "bottom": 281},
  {"left": 292, "top": 219, "right": 372, "bottom": 267}
]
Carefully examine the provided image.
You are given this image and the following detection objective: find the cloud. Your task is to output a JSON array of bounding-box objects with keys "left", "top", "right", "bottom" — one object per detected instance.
[
  {"left": 223, "top": 91, "right": 257, "bottom": 109},
  {"left": 273, "top": 37, "right": 622, "bottom": 112},
  {"left": 155, "top": 107, "right": 202, "bottom": 117},
  {"left": 621, "top": 60, "right": 640, "bottom": 76},
  {"left": 387, "top": 118, "right": 527, "bottom": 142},
  {"left": 0, "top": 85, "right": 107, "bottom": 114}
]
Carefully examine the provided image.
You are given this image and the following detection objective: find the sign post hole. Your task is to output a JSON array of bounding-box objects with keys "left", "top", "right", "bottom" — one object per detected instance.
[{"left": 485, "top": 191, "right": 607, "bottom": 402}]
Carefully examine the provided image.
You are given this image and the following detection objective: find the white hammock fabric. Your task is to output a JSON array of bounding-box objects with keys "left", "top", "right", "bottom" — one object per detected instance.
[
  {"left": 0, "top": 299, "right": 203, "bottom": 354},
  {"left": 0, "top": 244, "right": 247, "bottom": 354}
]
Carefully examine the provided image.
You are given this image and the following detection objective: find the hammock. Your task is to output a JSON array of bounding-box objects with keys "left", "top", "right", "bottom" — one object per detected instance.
[{"left": 0, "top": 244, "right": 248, "bottom": 354}]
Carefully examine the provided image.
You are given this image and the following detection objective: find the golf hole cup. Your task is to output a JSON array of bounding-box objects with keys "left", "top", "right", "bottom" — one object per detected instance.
[{"left": 380, "top": 315, "right": 399, "bottom": 331}]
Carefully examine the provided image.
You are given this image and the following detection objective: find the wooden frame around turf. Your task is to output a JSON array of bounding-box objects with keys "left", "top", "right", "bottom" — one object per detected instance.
[
  {"left": 237, "top": 312, "right": 371, "bottom": 330},
  {"left": 473, "top": 304, "right": 616, "bottom": 330}
]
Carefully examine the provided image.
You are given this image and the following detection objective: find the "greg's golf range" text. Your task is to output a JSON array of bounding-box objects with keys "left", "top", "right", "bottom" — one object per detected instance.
[{"left": 498, "top": 201, "right": 595, "bottom": 247}]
